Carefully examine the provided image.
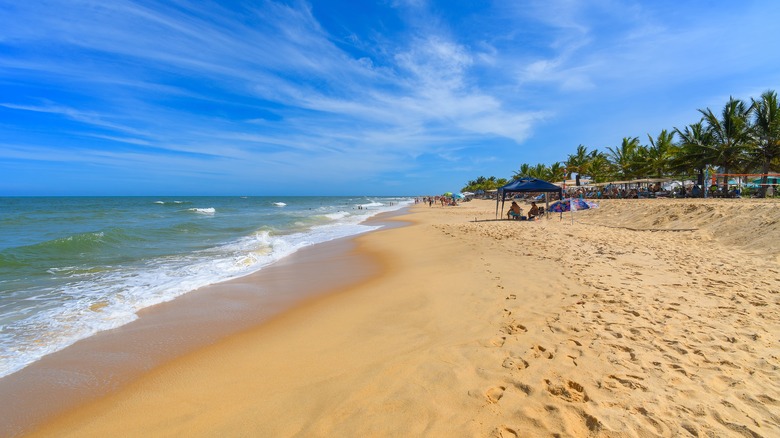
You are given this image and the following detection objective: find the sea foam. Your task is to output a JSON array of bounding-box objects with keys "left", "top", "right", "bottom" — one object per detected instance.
[
  {"left": 189, "top": 207, "right": 216, "bottom": 215},
  {"left": 0, "top": 196, "right": 413, "bottom": 378}
]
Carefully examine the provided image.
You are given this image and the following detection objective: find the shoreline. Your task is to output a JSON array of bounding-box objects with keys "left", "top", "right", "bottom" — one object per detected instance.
[
  {"left": 13, "top": 199, "right": 780, "bottom": 437},
  {"left": 0, "top": 208, "right": 409, "bottom": 437}
]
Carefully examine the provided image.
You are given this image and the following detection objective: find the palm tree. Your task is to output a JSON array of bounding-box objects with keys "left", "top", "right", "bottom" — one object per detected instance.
[
  {"left": 512, "top": 163, "right": 533, "bottom": 181},
  {"left": 530, "top": 163, "right": 549, "bottom": 180},
  {"left": 565, "top": 144, "right": 594, "bottom": 186},
  {"left": 672, "top": 122, "right": 714, "bottom": 193},
  {"left": 699, "top": 97, "right": 752, "bottom": 191},
  {"left": 645, "top": 130, "right": 676, "bottom": 178},
  {"left": 587, "top": 152, "right": 613, "bottom": 183},
  {"left": 749, "top": 90, "right": 780, "bottom": 197},
  {"left": 548, "top": 162, "right": 566, "bottom": 182},
  {"left": 607, "top": 137, "right": 641, "bottom": 179}
]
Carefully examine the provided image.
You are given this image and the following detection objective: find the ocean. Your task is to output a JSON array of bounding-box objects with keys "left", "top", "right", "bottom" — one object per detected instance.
[{"left": 0, "top": 196, "right": 412, "bottom": 378}]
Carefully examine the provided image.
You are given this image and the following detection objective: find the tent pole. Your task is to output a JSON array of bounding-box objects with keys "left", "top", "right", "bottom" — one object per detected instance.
[{"left": 545, "top": 193, "right": 549, "bottom": 219}]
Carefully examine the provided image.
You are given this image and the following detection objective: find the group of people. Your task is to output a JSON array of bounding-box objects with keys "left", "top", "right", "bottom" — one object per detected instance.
[
  {"left": 416, "top": 196, "right": 458, "bottom": 207},
  {"left": 506, "top": 201, "right": 540, "bottom": 221}
]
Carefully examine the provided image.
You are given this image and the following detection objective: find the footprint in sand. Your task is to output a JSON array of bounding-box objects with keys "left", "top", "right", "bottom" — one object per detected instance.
[
  {"left": 610, "top": 344, "right": 637, "bottom": 361},
  {"left": 493, "top": 426, "right": 518, "bottom": 438},
  {"left": 608, "top": 374, "right": 648, "bottom": 391},
  {"left": 544, "top": 379, "right": 590, "bottom": 403},
  {"left": 501, "top": 356, "right": 529, "bottom": 370},
  {"left": 513, "top": 381, "right": 533, "bottom": 395},
  {"left": 485, "top": 386, "right": 506, "bottom": 403},
  {"left": 532, "top": 344, "right": 554, "bottom": 359},
  {"left": 488, "top": 336, "right": 506, "bottom": 347},
  {"left": 500, "top": 322, "right": 528, "bottom": 335}
]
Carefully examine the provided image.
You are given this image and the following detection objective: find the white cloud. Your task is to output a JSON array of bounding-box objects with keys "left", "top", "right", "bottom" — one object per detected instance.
[{"left": 4, "top": 0, "right": 778, "bottom": 194}]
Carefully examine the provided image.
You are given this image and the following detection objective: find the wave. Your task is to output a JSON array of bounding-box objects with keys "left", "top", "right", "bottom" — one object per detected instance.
[
  {"left": 273, "top": 202, "right": 286, "bottom": 207},
  {"left": 323, "top": 211, "right": 350, "bottom": 220},
  {"left": 12, "top": 231, "right": 108, "bottom": 258},
  {"left": 154, "top": 200, "right": 191, "bottom": 206},
  {"left": 0, "top": 227, "right": 156, "bottom": 271},
  {"left": 188, "top": 207, "right": 216, "bottom": 215},
  {"left": 0, "top": 197, "right": 416, "bottom": 378}
]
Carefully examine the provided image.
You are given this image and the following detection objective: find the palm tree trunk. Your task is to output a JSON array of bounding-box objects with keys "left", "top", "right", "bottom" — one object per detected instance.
[
  {"left": 760, "top": 159, "right": 771, "bottom": 198},
  {"left": 697, "top": 168, "right": 705, "bottom": 197}
]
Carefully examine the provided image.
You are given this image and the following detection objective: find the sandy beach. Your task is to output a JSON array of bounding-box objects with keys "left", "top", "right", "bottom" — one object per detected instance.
[{"left": 18, "top": 198, "right": 780, "bottom": 437}]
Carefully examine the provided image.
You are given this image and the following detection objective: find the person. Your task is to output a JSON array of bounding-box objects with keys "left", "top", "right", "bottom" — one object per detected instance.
[
  {"left": 528, "top": 202, "right": 540, "bottom": 220},
  {"left": 507, "top": 201, "right": 522, "bottom": 219}
]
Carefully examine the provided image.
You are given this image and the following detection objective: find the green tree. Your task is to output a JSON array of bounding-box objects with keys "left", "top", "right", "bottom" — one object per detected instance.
[
  {"left": 512, "top": 163, "right": 533, "bottom": 181},
  {"left": 749, "top": 90, "right": 780, "bottom": 197},
  {"left": 645, "top": 130, "right": 676, "bottom": 177},
  {"left": 699, "top": 97, "right": 752, "bottom": 191},
  {"left": 530, "top": 163, "right": 548, "bottom": 180},
  {"left": 672, "top": 122, "right": 714, "bottom": 192},
  {"left": 548, "top": 162, "right": 566, "bottom": 182},
  {"left": 565, "top": 144, "right": 594, "bottom": 186},
  {"left": 607, "top": 137, "right": 641, "bottom": 179},
  {"left": 462, "top": 176, "right": 504, "bottom": 193},
  {"left": 587, "top": 152, "right": 613, "bottom": 182}
]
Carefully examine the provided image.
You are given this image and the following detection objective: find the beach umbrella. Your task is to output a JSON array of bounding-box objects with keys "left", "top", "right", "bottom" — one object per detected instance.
[
  {"left": 548, "top": 198, "right": 597, "bottom": 212},
  {"left": 452, "top": 193, "right": 465, "bottom": 199},
  {"left": 443, "top": 192, "right": 453, "bottom": 197},
  {"left": 548, "top": 198, "right": 598, "bottom": 224}
]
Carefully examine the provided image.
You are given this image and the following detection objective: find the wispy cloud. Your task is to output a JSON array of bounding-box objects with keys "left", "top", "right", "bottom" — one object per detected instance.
[{"left": 1, "top": 0, "right": 778, "bottom": 194}]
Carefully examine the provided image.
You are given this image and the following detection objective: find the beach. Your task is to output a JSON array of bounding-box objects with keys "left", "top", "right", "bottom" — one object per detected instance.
[{"left": 14, "top": 198, "right": 780, "bottom": 437}]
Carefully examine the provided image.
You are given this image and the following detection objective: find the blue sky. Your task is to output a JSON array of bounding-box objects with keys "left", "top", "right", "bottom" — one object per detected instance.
[{"left": 1, "top": 0, "right": 779, "bottom": 196}]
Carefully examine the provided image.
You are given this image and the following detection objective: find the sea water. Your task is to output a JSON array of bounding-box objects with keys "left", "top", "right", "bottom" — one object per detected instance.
[{"left": 0, "top": 196, "right": 411, "bottom": 378}]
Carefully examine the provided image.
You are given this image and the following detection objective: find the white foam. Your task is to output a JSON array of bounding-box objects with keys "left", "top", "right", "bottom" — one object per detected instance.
[
  {"left": 189, "top": 207, "right": 216, "bottom": 215},
  {"left": 323, "top": 211, "right": 350, "bottom": 220},
  {"left": 0, "top": 198, "right": 414, "bottom": 378},
  {"left": 273, "top": 202, "right": 286, "bottom": 207}
]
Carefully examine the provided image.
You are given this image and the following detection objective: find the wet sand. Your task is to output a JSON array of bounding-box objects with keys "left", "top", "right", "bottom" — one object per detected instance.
[
  {"left": 0, "top": 213, "right": 398, "bottom": 437},
  {"left": 15, "top": 198, "right": 780, "bottom": 437}
]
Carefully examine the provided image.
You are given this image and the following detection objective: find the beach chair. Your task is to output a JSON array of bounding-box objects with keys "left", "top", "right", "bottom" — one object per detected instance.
[{"left": 508, "top": 210, "right": 522, "bottom": 220}]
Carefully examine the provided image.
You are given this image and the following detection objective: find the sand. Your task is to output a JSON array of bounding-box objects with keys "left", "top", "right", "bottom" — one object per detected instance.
[{"left": 21, "top": 198, "right": 780, "bottom": 437}]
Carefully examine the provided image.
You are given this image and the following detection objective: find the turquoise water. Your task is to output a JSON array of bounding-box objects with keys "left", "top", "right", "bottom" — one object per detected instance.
[{"left": 0, "top": 196, "right": 411, "bottom": 378}]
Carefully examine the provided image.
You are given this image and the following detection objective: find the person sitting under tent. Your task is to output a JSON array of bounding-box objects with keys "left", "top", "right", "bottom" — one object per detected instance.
[
  {"left": 507, "top": 201, "right": 523, "bottom": 220},
  {"left": 527, "top": 202, "right": 540, "bottom": 220}
]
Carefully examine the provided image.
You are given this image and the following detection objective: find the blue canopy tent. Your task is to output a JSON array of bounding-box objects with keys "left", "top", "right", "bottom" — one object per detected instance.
[{"left": 495, "top": 178, "right": 563, "bottom": 218}]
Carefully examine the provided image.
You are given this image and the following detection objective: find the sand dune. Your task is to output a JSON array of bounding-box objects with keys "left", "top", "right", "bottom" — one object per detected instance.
[{"left": 27, "top": 198, "right": 780, "bottom": 437}]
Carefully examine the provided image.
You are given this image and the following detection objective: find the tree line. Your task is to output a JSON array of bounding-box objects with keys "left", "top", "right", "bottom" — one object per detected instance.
[{"left": 463, "top": 90, "right": 780, "bottom": 197}]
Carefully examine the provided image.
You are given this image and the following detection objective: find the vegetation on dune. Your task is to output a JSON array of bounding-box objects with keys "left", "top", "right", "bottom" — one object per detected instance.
[{"left": 462, "top": 90, "right": 780, "bottom": 198}]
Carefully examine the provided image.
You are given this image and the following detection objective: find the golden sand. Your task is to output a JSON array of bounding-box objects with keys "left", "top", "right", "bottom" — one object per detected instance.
[{"left": 26, "top": 198, "right": 780, "bottom": 437}]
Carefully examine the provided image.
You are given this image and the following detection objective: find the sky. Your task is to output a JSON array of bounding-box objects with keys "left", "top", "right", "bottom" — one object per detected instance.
[{"left": 1, "top": 0, "right": 779, "bottom": 196}]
